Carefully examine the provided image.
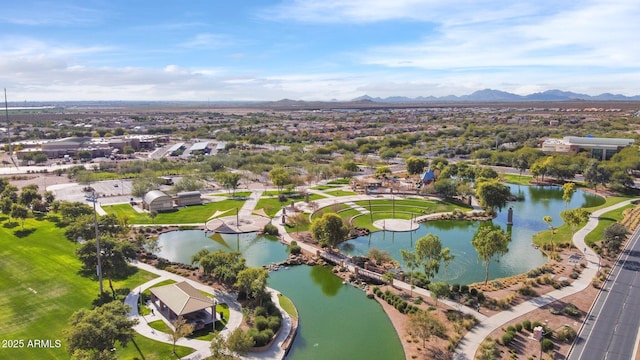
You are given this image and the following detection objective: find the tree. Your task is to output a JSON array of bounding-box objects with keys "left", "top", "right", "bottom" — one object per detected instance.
[
  {"left": 375, "top": 166, "right": 391, "bottom": 178},
  {"left": 560, "top": 208, "right": 591, "bottom": 235},
  {"left": 131, "top": 171, "right": 159, "bottom": 197},
  {"left": 562, "top": 182, "right": 576, "bottom": 209},
  {"left": 414, "top": 234, "right": 454, "bottom": 282},
  {"left": 209, "top": 333, "right": 236, "bottom": 360},
  {"left": 1, "top": 184, "right": 18, "bottom": 202},
  {"left": 75, "top": 170, "right": 96, "bottom": 185},
  {"left": 0, "top": 196, "right": 12, "bottom": 217},
  {"left": 382, "top": 271, "right": 395, "bottom": 290},
  {"left": 269, "top": 167, "right": 291, "bottom": 194},
  {"left": 401, "top": 249, "right": 419, "bottom": 296},
  {"left": 198, "top": 250, "right": 246, "bottom": 286},
  {"left": 66, "top": 301, "right": 137, "bottom": 359},
  {"left": 584, "top": 159, "right": 610, "bottom": 191},
  {"left": 602, "top": 223, "right": 629, "bottom": 255},
  {"left": 149, "top": 210, "right": 158, "bottom": 224},
  {"left": 475, "top": 179, "right": 511, "bottom": 214},
  {"left": 472, "top": 224, "right": 510, "bottom": 285},
  {"left": 406, "top": 157, "right": 428, "bottom": 175},
  {"left": 226, "top": 328, "right": 254, "bottom": 355},
  {"left": 407, "top": 310, "right": 446, "bottom": 348},
  {"left": 76, "top": 237, "right": 138, "bottom": 298},
  {"left": 310, "top": 212, "right": 349, "bottom": 248},
  {"left": 11, "top": 204, "right": 29, "bottom": 229},
  {"left": 235, "top": 267, "right": 269, "bottom": 303},
  {"left": 170, "top": 316, "right": 194, "bottom": 355},
  {"left": 432, "top": 178, "right": 458, "bottom": 198},
  {"left": 428, "top": 281, "right": 449, "bottom": 307},
  {"left": 215, "top": 171, "right": 242, "bottom": 196},
  {"left": 190, "top": 248, "right": 210, "bottom": 268},
  {"left": 19, "top": 186, "right": 41, "bottom": 208},
  {"left": 543, "top": 216, "right": 558, "bottom": 258},
  {"left": 288, "top": 212, "right": 310, "bottom": 234}
]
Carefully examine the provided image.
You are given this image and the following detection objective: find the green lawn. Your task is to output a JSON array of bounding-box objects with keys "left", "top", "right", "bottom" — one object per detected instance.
[
  {"left": 503, "top": 174, "right": 534, "bottom": 185},
  {"left": 0, "top": 216, "right": 186, "bottom": 359},
  {"left": 584, "top": 204, "right": 634, "bottom": 246},
  {"left": 533, "top": 202, "right": 634, "bottom": 248},
  {"left": 115, "top": 334, "right": 194, "bottom": 359},
  {"left": 310, "top": 185, "right": 342, "bottom": 190},
  {"left": 103, "top": 198, "right": 247, "bottom": 224},
  {"left": 325, "top": 189, "right": 357, "bottom": 197},
  {"left": 277, "top": 294, "right": 297, "bottom": 319},
  {"left": 256, "top": 193, "right": 325, "bottom": 217}
]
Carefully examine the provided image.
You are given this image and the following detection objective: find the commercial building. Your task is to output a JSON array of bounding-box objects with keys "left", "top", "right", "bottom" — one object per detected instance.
[{"left": 541, "top": 136, "right": 634, "bottom": 160}]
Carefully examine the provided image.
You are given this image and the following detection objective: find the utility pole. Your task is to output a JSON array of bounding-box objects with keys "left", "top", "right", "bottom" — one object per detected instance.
[{"left": 91, "top": 192, "right": 104, "bottom": 295}]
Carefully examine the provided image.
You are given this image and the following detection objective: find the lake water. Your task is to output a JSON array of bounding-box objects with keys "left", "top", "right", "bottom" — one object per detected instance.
[
  {"left": 338, "top": 185, "right": 604, "bottom": 284},
  {"left": 155, "top": 230, "right": 289, "bottom": 267},
  {"left": 152, "top": 185, "right": 603, "bottom": 359},
  {"left": 268, "top": 266, "right": 404, "bottom": 360}
]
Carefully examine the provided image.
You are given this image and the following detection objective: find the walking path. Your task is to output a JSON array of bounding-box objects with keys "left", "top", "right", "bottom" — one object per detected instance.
[
  {"left": 125, "top": 261, "right": 292, "bottom": 360},
  {"left": 125, "top": 186, "right": 635, "bottom": 360},
  {"left": 453, "top": 199, "right": 637, "bottom": 359}
]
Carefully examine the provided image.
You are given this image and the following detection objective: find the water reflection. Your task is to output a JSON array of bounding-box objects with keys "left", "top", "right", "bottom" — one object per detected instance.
[
  {"left": 309, "top": 265, "right": 343, "bottom": 296},
  {"left": 155, "top": 230, "right": 288, "bottom": 267}
]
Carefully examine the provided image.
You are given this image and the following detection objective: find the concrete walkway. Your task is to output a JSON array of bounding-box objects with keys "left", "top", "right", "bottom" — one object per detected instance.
[
  {"left": 125, "top": 261, "right": 291, "bottom": 360},
  {"left": 453, "top": 199, "right": 637, "bottom": 359}
]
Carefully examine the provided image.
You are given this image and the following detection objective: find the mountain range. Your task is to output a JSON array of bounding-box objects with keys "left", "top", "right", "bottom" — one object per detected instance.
[{"left": 352, "top": 89, "right": 640, "bottom": 103}]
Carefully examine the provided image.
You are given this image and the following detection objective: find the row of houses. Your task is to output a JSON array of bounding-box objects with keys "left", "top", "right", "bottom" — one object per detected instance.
[{"left": 142, "top": 190, "right": 202, "bottom": 212}]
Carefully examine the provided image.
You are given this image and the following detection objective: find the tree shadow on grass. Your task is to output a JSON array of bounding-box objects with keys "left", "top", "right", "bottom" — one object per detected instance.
[
  {"left": 0, "top": 215, "right": 8, "bottom": 222},
  {"left": 14, "top": 228, "right": 36, "bottom": 238},
  {"left": 3, "top": 221, "right": 19, "bottom": 229},
  {"left": 130, "top": 338, "right": 146, "bottom": 360}
]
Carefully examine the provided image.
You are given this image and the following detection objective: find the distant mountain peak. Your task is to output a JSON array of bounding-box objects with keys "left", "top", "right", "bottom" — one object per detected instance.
[{"left": 351, "top": 89, "right": 640, "bottom": 103}]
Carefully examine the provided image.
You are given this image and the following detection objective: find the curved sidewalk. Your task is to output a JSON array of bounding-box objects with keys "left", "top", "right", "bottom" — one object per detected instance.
[
  {"left": 453, "top": 199, "right": 637, "bottom": 359},
  {"left": 125, "top": 261, "right": 292, "bottom": 360}
]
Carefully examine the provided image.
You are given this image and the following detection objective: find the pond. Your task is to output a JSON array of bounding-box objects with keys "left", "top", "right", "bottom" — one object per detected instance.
[
  {"left": 152, "top": 185, "right": 603, "bottom": 359},
  {"left": 337, "top": 185, "right": 604, "bottom": 284},
  {"left": 268, "top": 266, "right": 404, "bottom": 360},
  {"left": 154, "top": 230, "right": 289, "bottom": 267}
]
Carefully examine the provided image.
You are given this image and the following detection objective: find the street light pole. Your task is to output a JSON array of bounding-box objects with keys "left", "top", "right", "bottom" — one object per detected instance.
[{"left": 92, "top": 192, "right": 104, "bottom": 295}]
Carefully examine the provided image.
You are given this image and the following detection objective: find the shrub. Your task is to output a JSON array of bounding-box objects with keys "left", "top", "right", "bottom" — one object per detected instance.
[
  {"left": 255, "top": 316, "right": 269, "bottom": 331},
  {"left": 541, "top": 338, "right": 554, "bottom": 352},
  {"left": 263, "top": 223, "right": 279, "bottom": 236},
  {"left": 515, "top": 323, "right": 523, "bottom": 332},
  {"left": 501, "top": 331, "right": 515, "bottom": 346},
  {"left": 254, "top": 306, "right": 267, "bottom": 318},
  {"left": 506, "top": 326, "right": 517, "bottom": 334},
  {"left": 523, "top": 320, "right": 532, "bottom": 331},
  {"left": 518, "top": 285, "right": 538, "bottom": 297},
  {"left": 563, "top": 303, "right": 581, "bottom": 317},
  {"left": 460, "top": 285, "right": 469, "bottom": 294},
  {"left": 252, "top": 329, "right": 273, "bottom": 347},
  {"left": 289, "top": 243, "right": 301, "bottom": 255},
  {"left": 267, "top": 316, "right": 281, "bottom": 332},
  {"left": 451, "top": 284, "right": 460, "bottom": 293},
  {"left": 556, "top": 326, "right": 577, "bottom": 343},
  {"left": 469, "top": 288, "right": 478, "bottom": 297}
]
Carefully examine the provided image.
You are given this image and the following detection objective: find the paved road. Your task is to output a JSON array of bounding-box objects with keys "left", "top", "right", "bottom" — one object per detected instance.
[{"left": 568, "top": 227, "right": 640, "bottom": 360}]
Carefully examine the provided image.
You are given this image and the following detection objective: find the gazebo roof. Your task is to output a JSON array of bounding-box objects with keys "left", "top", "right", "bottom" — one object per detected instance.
[
  {"left": 150, "top": 281, "right": 213, "bottom": 316},
  {"left": 421, "top": 169, "right": 435, "bottom": 181}
]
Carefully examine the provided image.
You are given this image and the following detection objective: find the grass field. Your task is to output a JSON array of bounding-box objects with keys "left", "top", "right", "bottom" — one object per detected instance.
[
  {"left": 0, "top": 216, "right": 193, "bottom": 359},
  {"left": 103, "top": 198, "right": 247, "bottom": 224},
  {"left": 532, "top": 197, "right": 634, "bottom": 247}
]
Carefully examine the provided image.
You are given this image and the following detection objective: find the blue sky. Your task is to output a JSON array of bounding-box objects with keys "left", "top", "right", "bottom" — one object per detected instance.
[{"left": 1, "top": 0, "right": 639, "bottom": 101}]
